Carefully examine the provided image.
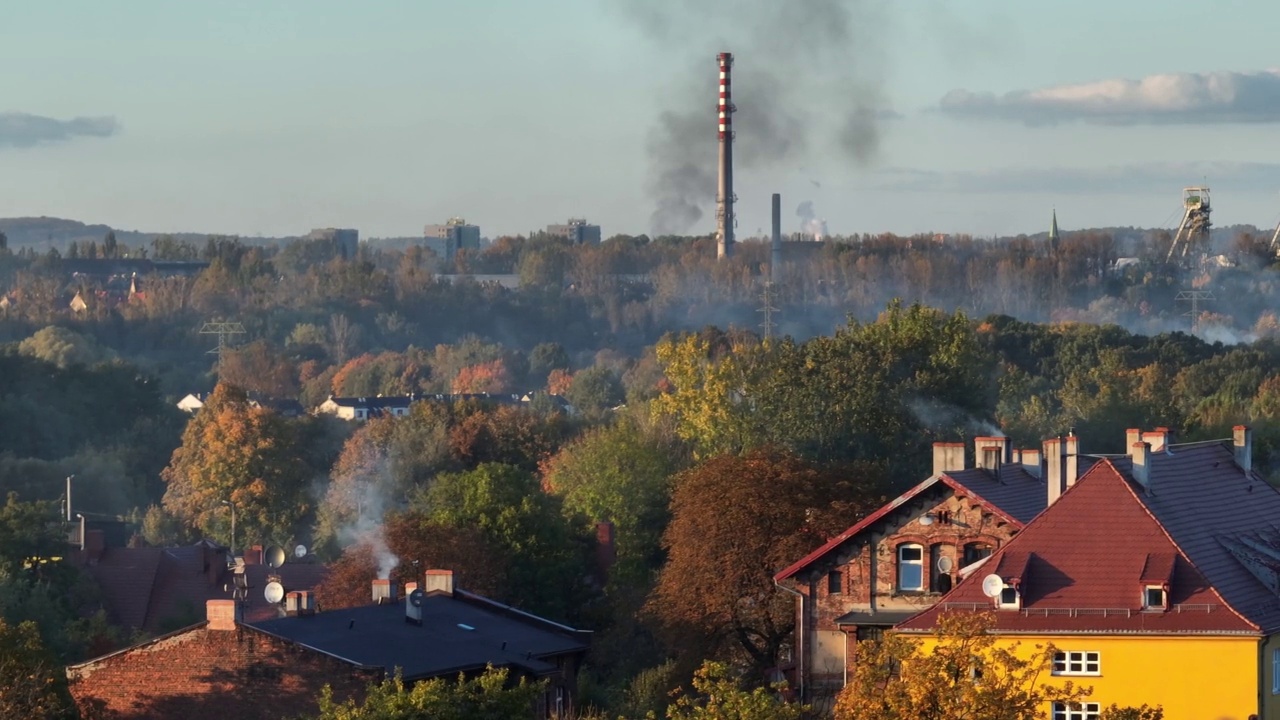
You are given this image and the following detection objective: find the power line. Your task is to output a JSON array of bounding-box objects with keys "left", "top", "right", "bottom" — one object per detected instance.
[
  {"left": 1175, "top": 290, "right": 1215, "bottom": 332},
  {"left": 200, "top": 321, "right": 246, "bottom": 371}
]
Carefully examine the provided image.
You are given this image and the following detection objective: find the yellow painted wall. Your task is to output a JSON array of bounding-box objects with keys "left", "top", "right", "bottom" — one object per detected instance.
[{"left": 917, "top": 634, "right": 1258, "bottom": 719}]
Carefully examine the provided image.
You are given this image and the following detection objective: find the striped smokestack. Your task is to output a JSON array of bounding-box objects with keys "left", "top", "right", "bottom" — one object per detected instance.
[
  {"left": 716, "top": 52, "right": 735, "bottom": 260},
  {"left": 771, "top": 192, "right": 781, "bottom": 283}
]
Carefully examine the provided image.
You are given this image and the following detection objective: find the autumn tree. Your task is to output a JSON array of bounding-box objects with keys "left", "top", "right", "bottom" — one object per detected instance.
[
  {"left": 451, "top": 358, "right": 512, "bottom": 394},
  {"left": 447, "top": 403, "right": 569, "bottom": 472},
  {"left": 648, "top": 448, "right": 886, "bottom": 673},
  {"left": 161, "top": 384, "right": 319, "bottom": 546},
  {"left": 834, "top": 611, "right": 1090, "bottom": 720},
  {"left": 218, "top": 339, "right": 299, "bottom": 398}
]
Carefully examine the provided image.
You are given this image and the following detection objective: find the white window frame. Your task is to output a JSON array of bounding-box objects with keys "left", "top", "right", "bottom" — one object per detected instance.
[
  {"left": 998, "top": 586, "right": 1020, "bottom": 610},
  {"left": 1051, "top": 702, "right": 1100, "bottom": 720},
  {"left": 1052, "top": 651, "right": 1101, "bottom": 676},
  {"left": 897, "top": 544, "right": 924, "bottom": 592},
  {"left": 1143, "top": 585, "right": 1166, "bottom": 610},
  {"left": 1272, "top": 648, "right": 1280, "bottom": 694}
]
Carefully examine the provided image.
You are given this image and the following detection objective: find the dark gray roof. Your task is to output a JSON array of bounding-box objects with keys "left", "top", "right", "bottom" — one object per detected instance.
[
  {"left": 833, "top": 609, "right": 919, "bottom": 626},
  {"left": 249, "top": 591, "right": 589, "bottom": 680},
  {"left": 1113, "top": 442, "right": 1280, "bottom": 634},
  {"left": 943, "top": 460, "right": 1090, "bottom": 525}
]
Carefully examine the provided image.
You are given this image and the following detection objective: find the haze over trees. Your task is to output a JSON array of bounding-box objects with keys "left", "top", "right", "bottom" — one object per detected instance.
[{"left": 4, "top": 223, "right": 1280, "bottom": 716}]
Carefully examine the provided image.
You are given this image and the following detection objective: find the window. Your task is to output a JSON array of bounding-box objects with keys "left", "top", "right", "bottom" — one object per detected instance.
[
  {"left": 897, "top": 544, "right": 924, "bottom": 592},
  {"left": 1143, "top": 585, "right": 1166, "bottom": 610},
  {"left": 999, "top": 586, "right": 1019, "bottom": 609},
  {"left": 1051, "top": 702, "right": 1100, "bottom": 720},
  {"left": 1052, "top": 651, "right": 1100, "bottom": 676},
  {"left": 963, "top": 542, "right": 993, "bottom": 566},
  {"left": 855, "top": 626, "right": 884, "bottom": 643},
  {"left": 827, "top": 570, "right": 843, "bottom": 595},
  {"left": 1273, "top": 648, "right": 1280, "bottom": 694}
]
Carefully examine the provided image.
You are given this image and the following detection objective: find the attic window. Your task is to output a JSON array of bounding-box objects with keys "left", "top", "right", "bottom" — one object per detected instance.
[
  {"left": 1143, "top": 585, "right": 1167, "bottom": 611},
  {"left": 827, "top": 571, "right": 843, "bottom": 595},
  {"left": 998, "top": 586, "right": 1020, "bottom": 610}
]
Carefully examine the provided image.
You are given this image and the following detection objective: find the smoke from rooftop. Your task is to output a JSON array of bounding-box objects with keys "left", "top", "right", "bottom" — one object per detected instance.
[{"left": 615, "top": 0, "right": 890, "bottom": 236}]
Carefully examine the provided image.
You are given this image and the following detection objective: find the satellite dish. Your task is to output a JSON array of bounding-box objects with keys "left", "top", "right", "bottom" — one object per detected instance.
[
  {"left": 981, "top": 574, "right": 1005, "bottom": 598},
  {"left": 264, "top": 581, "right": 285, "bottom": 604},
  {"left": 294, "top": 544, "right": 308, "bottom": 559},
  {"left": 265, "top": 546, "right": 287, "bottom": 568},
  {"left": 409, "top": 589, "right": 425, "bottom": 608},
  {"left": 937, "top": 556, "right": 954, "bottom": 573}
]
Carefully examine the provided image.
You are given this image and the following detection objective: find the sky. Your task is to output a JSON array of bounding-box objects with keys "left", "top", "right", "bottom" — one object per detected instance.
[{"left": 3, "top": 0, "right": 1280, "bottom": 240}]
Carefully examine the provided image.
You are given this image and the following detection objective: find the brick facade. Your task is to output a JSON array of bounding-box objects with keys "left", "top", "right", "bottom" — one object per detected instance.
[{"left": 68, "top": 623, "right": 378, "bottom": 720}]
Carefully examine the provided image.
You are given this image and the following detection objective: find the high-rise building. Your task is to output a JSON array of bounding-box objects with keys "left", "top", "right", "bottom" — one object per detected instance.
[
  {"left": 546, "top": 218, "right": 602, "bottom": 245},
  {"left": 424, "top": 218, "right": 481, "bottom": 258},
  {"left": 307, "top": 228, "right": 359, "bottom": 259}
]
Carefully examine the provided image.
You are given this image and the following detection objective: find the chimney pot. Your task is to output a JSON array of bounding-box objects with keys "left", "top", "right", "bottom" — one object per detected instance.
[
  {"left": 1234, "top": 425, "right": 1253, "bottom": 474},
  {"left": 425, "top": 569, "right": 454, "bottom": 596},
  {"left": 1044, "top": 437, "right": 1066, "bottom": 506},
  {"left": 373, "top": 578, "right": 398, "bottom": 605},
  {"left": 206, "top": 599, "right": 241, "bottom": 631}
]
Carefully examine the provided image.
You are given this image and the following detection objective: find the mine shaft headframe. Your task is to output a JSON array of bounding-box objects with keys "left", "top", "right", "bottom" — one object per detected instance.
[{"left": 1166, "top": 186, "right": 1212, "bottom": 264}]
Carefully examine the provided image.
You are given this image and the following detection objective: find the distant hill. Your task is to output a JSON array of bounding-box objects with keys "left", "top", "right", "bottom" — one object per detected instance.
[{"left": 0, "top": 216, "right": 277, "bottom": 252}]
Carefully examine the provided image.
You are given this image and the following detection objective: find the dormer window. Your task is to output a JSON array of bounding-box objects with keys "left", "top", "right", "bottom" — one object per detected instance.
[
  {"left": 1144, "top": 585, "right": 1167, "bottom": 611},
  {"left": 999, "top": 586, "right": 1020, "bottom": 610}
]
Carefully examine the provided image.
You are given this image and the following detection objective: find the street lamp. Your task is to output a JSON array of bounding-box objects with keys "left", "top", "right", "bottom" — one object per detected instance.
[{"left": 221, "top": 500, "right": 236, "bottom": 560}]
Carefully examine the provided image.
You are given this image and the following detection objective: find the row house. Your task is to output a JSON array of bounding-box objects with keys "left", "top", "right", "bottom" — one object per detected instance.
[
  {"left": 774, "top": 434, "right": 1094, "bottom": 702},
  {"left": 900, "top": 427, "right": 1276, "bottom": 720}
]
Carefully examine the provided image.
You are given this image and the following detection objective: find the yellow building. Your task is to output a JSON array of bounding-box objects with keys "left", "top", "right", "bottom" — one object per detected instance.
[{"left": 899, "top": 427, "right": 1280, "bottom": 720}]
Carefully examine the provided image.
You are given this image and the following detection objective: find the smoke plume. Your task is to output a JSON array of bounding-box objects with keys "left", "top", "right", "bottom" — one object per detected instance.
[
  {"left": 796, "top": 200, "right": 828, "bottom": 241},
  {"left": 615, "top": 0, "right": 890, "bottom": 235}
]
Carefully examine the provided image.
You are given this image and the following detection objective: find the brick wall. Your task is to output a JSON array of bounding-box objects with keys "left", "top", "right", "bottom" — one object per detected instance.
[
  {"left": 68, "top": 625, "right": 378, "bottom": 720},
  {"left": 795, "top": 490, "right": 1020, "bottom": 692}
]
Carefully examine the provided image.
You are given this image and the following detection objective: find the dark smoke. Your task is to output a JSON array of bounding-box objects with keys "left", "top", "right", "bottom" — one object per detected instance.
[{"left": 615, "top": 0, "right": 889, "bottom": 235}]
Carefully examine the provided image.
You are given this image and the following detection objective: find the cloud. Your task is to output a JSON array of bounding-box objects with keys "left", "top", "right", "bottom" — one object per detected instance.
[
  {"left": 0, "top": 112, "right": 120, "bottom": 148},
  {"left": 871, "top": 161, "right": 1280, "bottom": 195},
  {"left": 939, "top": 70, "right": 1280, "bottom": 125}
]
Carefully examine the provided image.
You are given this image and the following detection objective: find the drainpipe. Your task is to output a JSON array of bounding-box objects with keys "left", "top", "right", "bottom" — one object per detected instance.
[{"left": 774, "top": 578, "right": 806, "bottom": 703}]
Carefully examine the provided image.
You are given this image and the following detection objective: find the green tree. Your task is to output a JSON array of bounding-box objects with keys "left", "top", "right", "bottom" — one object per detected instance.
[
  {"left": 17, "top": 326, "right": 116, "bottom": 369},
  {"left": 566, "top": 365, "right": 625, "bottom": 416},
  {"left": 662, "top": 661, "right": 809, "bottom": 720},
  {"left": 543, "top": 414, "right": 687, "bottom": 588},
  {"left": 528, "top": 342, "right": 570, "bottom": 386},
  {"left": 304, "top": 666, "right": 543, "bottom": 720},
  {"left": 102, "top": 231, "right": 117, "bottom": 259},
  {"left": 411, "top": 463, "right": 585, "bottom": 620},
  {"left": 834, "top": 611, "right": 1090, "bottom": 720},
  {"left": 0, "top": 618, "right": 76, "bottom": 719},
  {"left": 648, "top": 449, "right": 886, "bottom": 673}
]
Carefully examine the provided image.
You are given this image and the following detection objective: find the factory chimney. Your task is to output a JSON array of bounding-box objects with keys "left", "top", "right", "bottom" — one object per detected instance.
[
  {"left": 771, "top": 193, "right": 782, "bottom": 283},
  {"left": 716, "top": 52, "right": 736, "bottom": 260}
]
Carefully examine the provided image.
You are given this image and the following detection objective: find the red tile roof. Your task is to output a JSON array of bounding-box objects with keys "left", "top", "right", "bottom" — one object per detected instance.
[
  {"left": 774, "top": 468, "right": 1040, "bottom": 582},
  {"left": 899, "top": 448, "right": 1260, "bottom": 635}
]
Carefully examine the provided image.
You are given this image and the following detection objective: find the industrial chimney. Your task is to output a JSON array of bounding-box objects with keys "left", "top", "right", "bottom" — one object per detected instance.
[
  {"left": 716, "top": 52, "right": 736, "bottom": 260},
  {"left": 770, "top": 192, "right": 782, "bottom": 283}
]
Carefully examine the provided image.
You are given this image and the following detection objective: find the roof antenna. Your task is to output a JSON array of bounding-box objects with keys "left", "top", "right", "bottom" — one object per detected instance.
[{"left": 348, "top": 619, "right": 355, "bottom": 630}]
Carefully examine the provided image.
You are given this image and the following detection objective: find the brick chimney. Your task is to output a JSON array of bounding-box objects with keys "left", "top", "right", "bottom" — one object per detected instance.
[
  {"left": 596, "top": 521, "right": 617, "bottom": 581},
  {"left": 1020, "top": 448, "right": 1041, "bottom": 478},
  {"left": 244, "top": 545, "right": 264, "bottom": 566},
  {"left": 932, "top": 442, "right": 966, "bottom": 476},
  {"left": 206, "top": 599, "right": 241, "bottom": 631},
  {"left": 1065, "top": 432, "right": 1080, "bottom": 485},
  {"left": 83, "top": 528, "right": 106, "bottom": 564},
  {"left": 373, "top": 578, "right": 398, "bottom": 605},
  {"left": 1131, "top": 441, "right": 1152, "bottom": 492},
  {"left": 425, "top": 569, "right": 454, "bottom": 597},
  {"left": 974, "top": 436, "right": 1010, "bottom": 471},
  {"left": 1234, "top": 425, "right": 1253, "bottom": 474},
  {"left": 1142, "top": 428, "right": 1173, "bottom": 452}
]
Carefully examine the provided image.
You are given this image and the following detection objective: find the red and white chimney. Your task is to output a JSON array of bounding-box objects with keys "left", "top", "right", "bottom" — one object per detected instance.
[{"left": 716, "top": 51, "right": 736, "bottom": 260}]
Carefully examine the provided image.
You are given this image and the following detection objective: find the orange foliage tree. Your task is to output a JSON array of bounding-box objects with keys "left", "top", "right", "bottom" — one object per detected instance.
[{"left": 451, "top": 359, "right": 512, "bottom": 394}]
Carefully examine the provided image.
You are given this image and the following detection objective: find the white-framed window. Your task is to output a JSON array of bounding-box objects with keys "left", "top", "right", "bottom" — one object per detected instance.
[
  {"left": 998, "top": 586, "right": 1020, "bottom": 610},
  {"left": 897, "top": 544, "right": 924, "bottom": 592},
  {"left": 1143, "top": 585, "right": 1166, "bottom": 610},
  {"left": 1052, "top": 651, "right": 1100, "bottom": 676},
  {"left": 1272, "top": 648, "right": 1280, "bottom": 694},
  {"left": 1052, "top": 702, "right": 1100, "bottom": 720}
]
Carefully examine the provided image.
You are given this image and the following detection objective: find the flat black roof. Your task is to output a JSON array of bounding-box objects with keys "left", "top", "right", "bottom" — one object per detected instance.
[{"left": 249, "top": 591, "right": 589, "bottom": 680}]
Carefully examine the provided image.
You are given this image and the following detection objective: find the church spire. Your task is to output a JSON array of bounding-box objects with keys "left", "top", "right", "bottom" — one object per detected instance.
[{"left": 1048, "top": 208, "right": 1060, "bottom": 247}]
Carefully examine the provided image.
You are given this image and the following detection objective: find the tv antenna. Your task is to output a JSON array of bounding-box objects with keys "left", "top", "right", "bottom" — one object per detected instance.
[
  {"left": 200, "top": 320, "right": 246, "bottom": 371},
  {"left": 1175, "top": 290, "right": 1215, "bottom": 332}
]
